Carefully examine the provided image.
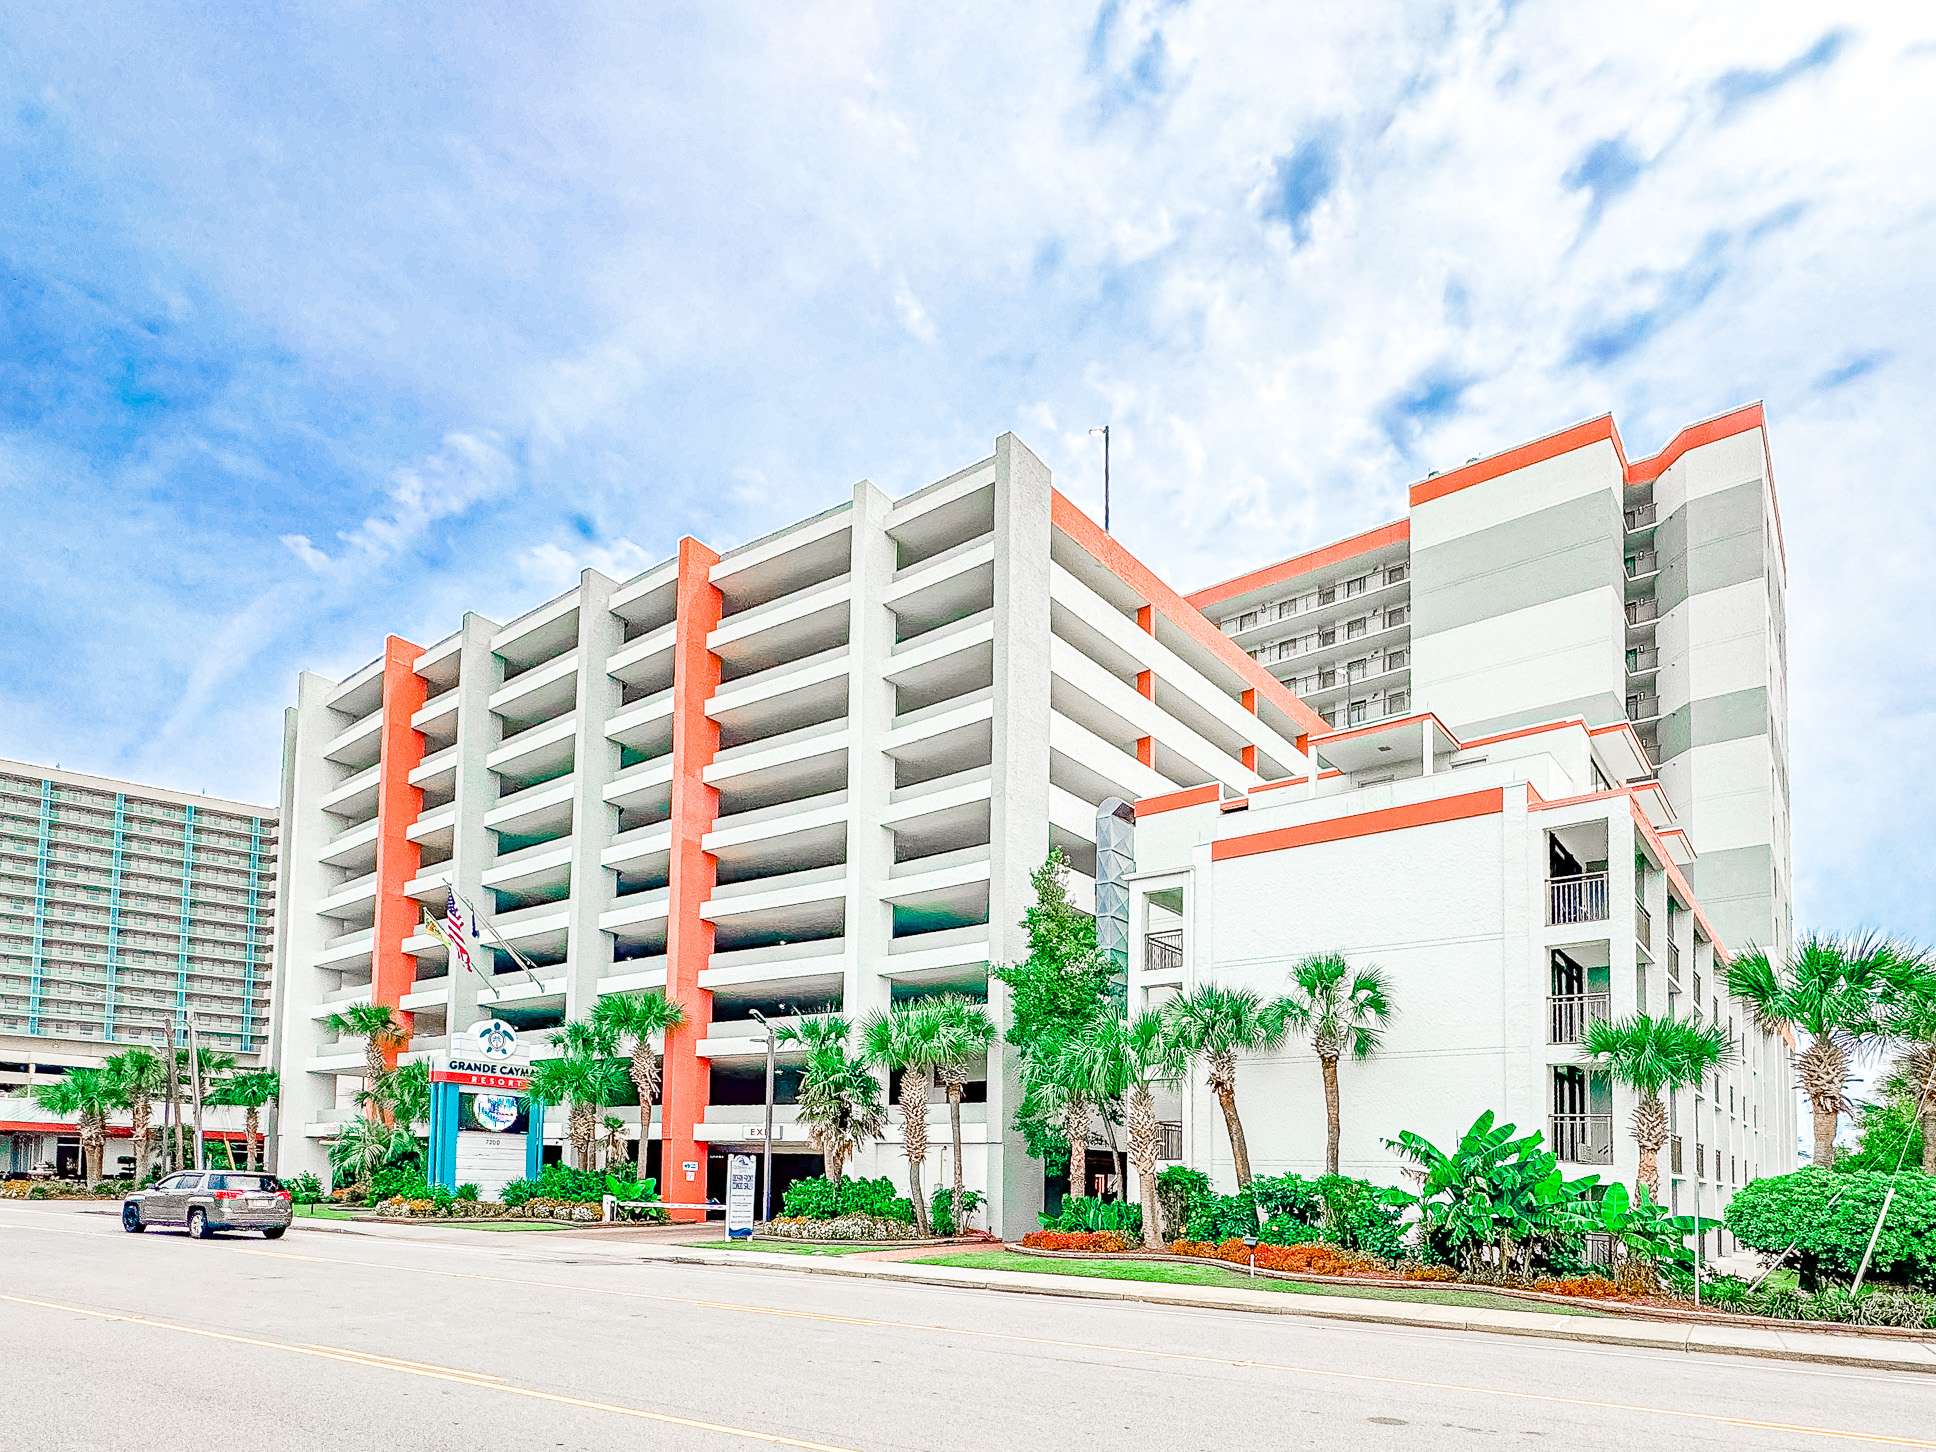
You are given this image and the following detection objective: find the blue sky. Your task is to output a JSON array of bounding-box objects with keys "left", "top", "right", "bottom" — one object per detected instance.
[{"left": 2, "top": 3, "right": 1932, "bottom": 946}]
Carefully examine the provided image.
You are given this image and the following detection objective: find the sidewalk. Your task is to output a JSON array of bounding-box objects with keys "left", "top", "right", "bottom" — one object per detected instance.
[{"left": 619, "top": 1239, "right": 1936, "bottom": 1377}]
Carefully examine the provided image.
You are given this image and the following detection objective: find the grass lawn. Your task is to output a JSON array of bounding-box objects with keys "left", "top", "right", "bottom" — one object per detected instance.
[
  {"left": 292, "top": 1203, "right": 356, "bottom": 1221},
  {"left": 680, "top": 1239, "right": 883, "bottom": 1257},
  {"left": 910, "top": 1251, "right": 1607, "bottom": 1317}
]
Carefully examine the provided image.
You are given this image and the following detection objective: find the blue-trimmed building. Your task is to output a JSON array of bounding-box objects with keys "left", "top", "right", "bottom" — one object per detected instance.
[{"left": 2, "top": 758, "right": 278, "bottom": 1172}]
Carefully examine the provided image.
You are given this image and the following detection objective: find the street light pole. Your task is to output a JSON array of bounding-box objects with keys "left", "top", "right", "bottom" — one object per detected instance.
[
  {"left": 186, "top": 1012, "right": 206, "bottom": 1172},
  {"left": 1089, "top": 425, "right": 1110, "bottom": 532},
  {"left": 748, "top": 1009, "right": 775, "bottom": 1226}
]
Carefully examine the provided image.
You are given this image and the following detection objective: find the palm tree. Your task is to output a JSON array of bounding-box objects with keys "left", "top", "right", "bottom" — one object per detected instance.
[
  {"left": 600, "top": 1115, "right": 629, "bottom": 1172},
  {"left": 861, "top": 1000, "right": 946, "bottom": 1235},
  {"left": 931, "top": 996, "right": 996, "bottom": 1234},
  {"left": 1581, "top": 1013, "right": 1733, "bottom": 1197},
  {"left": 1043, "top": 1010, "right": 1128, "bottom": 1201},
  {"left": 1162, "top": 983, "right": 1286, "bottom": 1189},
  {"left": 1125, "top": 1011, "right": 1184, "bottom": 1248},
  {"left": 102, "top": 1048, "right": 167, "bottom": 1183},
  {"left": 323, "top": 1002, "right": 410, "bottom": 1100},
  {"left": 1279, "top": 953, "right": 1395, "bottom": 1176},
  {"left": 33, "top": 1070, "right": 118, "bottom": 1186},
  {"left": 529, "top": 1020, "right": 625, "bottom": 1169},
  {"left": 218, "top": 1069, "right": 282, "bottom": 1171},
  {"left": 1883, "top": 978, "right": 1936, "bottom": 1174},
  {"left": 1726, "top": 933, "right": 1926, "bottom": 1166},
  {"left": 591, "top": 990, "right": 685, "bottom": 1159},
  {"left": 777, "top": 1015, "right": 887, "bottom": 1188}
]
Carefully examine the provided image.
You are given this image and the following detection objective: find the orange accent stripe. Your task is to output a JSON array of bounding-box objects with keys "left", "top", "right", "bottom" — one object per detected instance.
[
  {"left": 371, "top": 635, "right": 426, "bottom": 1059},
  {"left": 1457, "top": 716, "right": 1591, "bottom": 751},
  {"left": 1248, "top": 768, "right": 1345, "bottom": 795},
  {"left": 1050, "top": 490, "right": 1331, "bottom": 738},
  {"left": 1135, "top": 783, "right": 1221, "bottom": 817},
  {"left": 1212, "top": 787, "right": 1505, "bottom": 861},
  {"left": 1409, "top": 416, "right": 1621, "bottom": 507},
  {"left": 1136, "top": 738, "right": 1155, "bottom": 768},
  {"left": 1624, "top": 402, "right": 1764, "bottom": 484},
  {"left": 1186, "top": 518, "right": 1410, "bottom": 611},
  {"left": 660, "top": 536, "right": 723, "bottom": 1219}
]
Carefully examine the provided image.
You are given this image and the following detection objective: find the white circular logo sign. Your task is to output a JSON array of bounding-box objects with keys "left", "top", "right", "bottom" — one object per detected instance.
[{"left": 463, "top": 1018, "right": 519, "bottom": 1061}]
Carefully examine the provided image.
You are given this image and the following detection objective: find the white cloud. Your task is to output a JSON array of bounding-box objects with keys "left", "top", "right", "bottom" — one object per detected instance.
[{"left": 2, "top": 0, "right": 1932, "bottom": 953}]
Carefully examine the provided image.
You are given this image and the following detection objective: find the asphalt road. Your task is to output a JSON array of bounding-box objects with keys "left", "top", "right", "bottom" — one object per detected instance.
[{"left": 3, "top": 1201, "right": 1932, "bottom": 1452}]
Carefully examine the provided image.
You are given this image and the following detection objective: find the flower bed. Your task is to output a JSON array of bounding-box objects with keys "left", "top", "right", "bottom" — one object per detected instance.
[
  {"left": 1020, "top": 1230, "right": 1130, "bottom": 1253},
  {"left": 372, "top": 1195, "right": 609, "bottom": 1222},
  {"left": 0, "top": 1178, "right": 130, "bottom": 1200},
  {"left": 763, "top": 1213, "right": 928, "bottom": 1243}
]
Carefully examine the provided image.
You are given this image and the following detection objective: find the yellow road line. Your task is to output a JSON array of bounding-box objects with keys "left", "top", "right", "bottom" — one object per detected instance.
[
  {"left": 0, "top": 1291, "right": 856, "bottom": 1451},
  {"left": 228, "top": 1246, "right": 1936, "bottom": 1448}
]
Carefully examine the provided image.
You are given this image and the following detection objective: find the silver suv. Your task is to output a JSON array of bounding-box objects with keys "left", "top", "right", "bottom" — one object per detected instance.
[{"left": 123, "top": 1171, "right": 292, "bottom": 1239}]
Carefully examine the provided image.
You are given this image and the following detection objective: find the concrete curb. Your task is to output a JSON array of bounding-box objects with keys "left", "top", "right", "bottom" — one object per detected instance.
[{"left": 630, "top": 1246, "right": 1936, "bottom": 1376}]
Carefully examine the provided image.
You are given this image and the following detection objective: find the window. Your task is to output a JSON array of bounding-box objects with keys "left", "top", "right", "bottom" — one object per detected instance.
[
  {"left": 1343, "top": 574, "right": 1368, "bottom": 598},
  {"left": 208, "top": 1173, "right": 284, "bottom": 1193},
  {"left": 1386, "top": 605, "right": 1409, "bottom": 628},
  {"left": 1345, "top": 617, "right": 1368, "bottom": 640}
]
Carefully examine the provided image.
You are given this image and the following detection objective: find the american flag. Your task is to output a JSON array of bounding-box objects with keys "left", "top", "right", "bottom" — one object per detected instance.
[{"left": 441, "top": 889, "right": 477, "bottom": 979}]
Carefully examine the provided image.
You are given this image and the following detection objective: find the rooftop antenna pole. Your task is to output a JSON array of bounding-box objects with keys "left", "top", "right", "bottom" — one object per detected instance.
[{"left": 1089, "top": 425, "right": 1111, "bottom": 532}]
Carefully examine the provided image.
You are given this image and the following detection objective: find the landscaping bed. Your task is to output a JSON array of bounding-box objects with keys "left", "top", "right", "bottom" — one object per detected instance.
[
  {"left": 1, "top": 1178, "right": 131, "bottom": 1200},
  {"left": 1002, "top": 1239, "right": 1936, "bottom": 1337}
]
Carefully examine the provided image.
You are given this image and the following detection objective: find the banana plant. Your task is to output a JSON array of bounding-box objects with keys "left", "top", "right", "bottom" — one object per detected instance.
[{"left": 1590, "top": 1180, "right": 1715, "bottom": 1271}]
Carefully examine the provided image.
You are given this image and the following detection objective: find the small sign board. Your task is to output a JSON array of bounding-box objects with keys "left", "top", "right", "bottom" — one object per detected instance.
[{"left": 725, "top": 1153, "right": 757, "bottom": 1239}]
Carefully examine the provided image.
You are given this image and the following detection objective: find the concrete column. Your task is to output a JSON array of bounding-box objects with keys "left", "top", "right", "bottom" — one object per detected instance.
[
  {"left": 984, "top": 432, "right": 1054, "bottom": 1239},
  {"left": 444, "top": 613, "right": 499, "bottom": 1032},
  {"left": 269, "top": 675, "right": 338, "bottom": 1179},
  {"left": 563, "top": 572, "right": 622, "bottom": 1020},
  {"left": 841, "top": 481, "right": 899, "bottom": 1041}
]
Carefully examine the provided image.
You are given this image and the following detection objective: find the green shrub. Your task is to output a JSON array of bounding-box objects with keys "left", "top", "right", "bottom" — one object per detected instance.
[
  {"left": 778, "top": 1176, "right": 914, "bottom": 1225},
  {"left": 1154, "top": 1166, "right": 1209, "bottom": 1240},
  {"left": 1725, "top": 1168, "right": 1936, "bottom": 1289},
  {"left": 1746, "top": 1287, "right": 1804, "bottom": 1320},
  {"left": 284, "top": 1171, "right": 324, "bottom": 1205},
  {"left": 1040, "top": 1196, "right": 1141, "bottom": 1235},
  {"left": 766, "top": 1213, "right": 925, "bottom": 1242},
  {"left": 930, "top": 1187, "right": 985, "bottom": 1236},
  {"left": 1854, "top": 1290, "right": 1936, "bottom": 1328},
  {"left": 1697, "top": 1273, "right": 1752, "bottom": 1307},
  {"left": 1795, "top": 1286, "right": 1859, "bottom": 1323},
  {"left": 1314, "top": 1174, "right": 1408, "bottom": 1259},
  {"left": 501, "top": 1163, "right": 610, "bottom": 1208},
  {"left": 454, "top": 1182, "right": 480, "bottom": 1203},
  {"left": 1251, "top": 1172, "right": 1326, "bottom": 1224},
  {"left": 1183, "top": 1191, "right": 1258, "bottom": 1243}
]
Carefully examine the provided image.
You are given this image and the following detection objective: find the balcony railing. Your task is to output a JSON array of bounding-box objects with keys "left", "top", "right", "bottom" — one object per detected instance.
[
  {"left": 1145, "top": 929, "right": 1182, "bottom": 976},
  {"left": 1624, "top": 502, "right": 1657, "bottom": 530},
  {"left": 1548, "top": 992, "right": 1610, "bottom": 1045},
  {"left": 1635, "top": 900, "right": 1652, "bottom": 950},
  {"left": 1626, "top": 646, "right": 1659, "bottom": 672},
  {"left": 1157, "top": 1121, "right": 1183, "bottom": 1162},
  {"left": 1547, "top": 872, "right": 1609, "bottom": 927},
  {"left": 1671, "top": 1136, "right": 1684, "bottom": 1175},
  {"left": 1626, "top": 599, "right": 1659, "bottom": 625},
  {"left": 1627, "top": 694, "right": 1660, "bottom": 722},
  {"left": 1668, "top": 940, "right": 1682, "bottom": 985},
  {"left": 1551, "top": 1113, "right": 1614, "bottom": 1165},
  {"left": 1625, "top": 551, "right": 1659, "bottom": 578}
]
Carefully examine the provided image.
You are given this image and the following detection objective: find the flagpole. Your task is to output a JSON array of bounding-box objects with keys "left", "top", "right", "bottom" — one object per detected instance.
[{"left": 456, "top": 890, "right": 551, "bottom": 995}]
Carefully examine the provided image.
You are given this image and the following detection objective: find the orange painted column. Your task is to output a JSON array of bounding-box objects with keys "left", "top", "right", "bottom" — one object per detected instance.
[
  {"left": 659, "top": 537, "right": 723, "bottom": 1219},
  {"left": 1134, "top": 605, "right": 1156, "bottom": 768},
  {"left": 1240, "top": 687, "right": 1258, "bottom": 772},
  {"left": 370, "top": 635, "right": 427, "bottom": 1064}
]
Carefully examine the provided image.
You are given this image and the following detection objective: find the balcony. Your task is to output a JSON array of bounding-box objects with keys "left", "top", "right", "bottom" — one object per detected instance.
[
  {"left": 1145, "top": 929, "right": 1183, "bottom": 976},
  {"left": 1625, "top": 550, "right": 1659, "bottom": 579},
  {"left": 1547, "top": 992, "right": 1609, "bottom": 1045},
  {"left": 1625, "top": 599, "right": 1658, "bottom": 627},
  {"left": 1634, "top": 900, "right": 1653, "bottom": 951},
  {"left": 1547, "top": 872, "right": 1609, "bottom": 927},
  {"left": 1626, "top": 693, "right": 1661, "bottom": 724},
  {"left": 1624, "top": 502, "right": 1657, "bottom": 531},
  {"left": 1670, "top": 1136, "right": 1683, "bottom": 1175},
  {"left": 1551, "top": 1113, "right": 1614, "bottom": 1166},
  {"left": 1157, "top": 1121, "right": 1183, "bottom": 1162},
  {"left": 1625, "top": 646, "right": 1659, "bottom": 674},
  {"left": 1668, "top": 939, "right": 1682, "bottom": 986}
]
